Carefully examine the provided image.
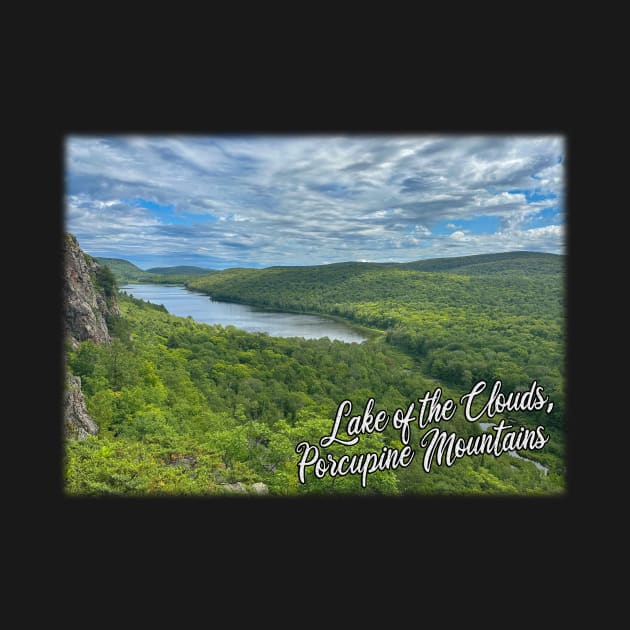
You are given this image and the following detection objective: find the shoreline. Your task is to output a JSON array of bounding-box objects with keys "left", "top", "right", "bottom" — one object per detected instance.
[
  {"left": 182, "top": 285, "right": 384, "bottom": 341},
  {"left": 119, "top": 283, "right": 383, "bottom": 342}
]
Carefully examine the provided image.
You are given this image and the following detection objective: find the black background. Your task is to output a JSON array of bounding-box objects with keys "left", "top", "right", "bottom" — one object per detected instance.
[{"left": 30, "top": 73, "right": 588, "bottom": 595}]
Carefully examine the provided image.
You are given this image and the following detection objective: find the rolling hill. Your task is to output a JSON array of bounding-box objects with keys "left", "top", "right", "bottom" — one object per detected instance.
[
  {"left": 67, "top": 243, "right": 565, "bottom": 496},
  {"left": 397, "top": 251, "right": 562, "bottom": 275},
  {"left": 145, "top": 266, "right": 212, "bottom": 275},
  {"left": 95, "top": 257, "right": 148, "bottom": 283},
  {"left": 188, "top": 251, "right": 564, "bottom": 305},
  {"left": 187, "top": 249, "right": 565, "bottom": 405},
  {"left": 95, "top": 257, "right": 215, "bottom": 284}
]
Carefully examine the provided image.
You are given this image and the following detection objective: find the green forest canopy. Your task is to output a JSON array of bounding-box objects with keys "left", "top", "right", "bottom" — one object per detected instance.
[{"left": 66, "top": 251, "right": 565, "bottom": 496}]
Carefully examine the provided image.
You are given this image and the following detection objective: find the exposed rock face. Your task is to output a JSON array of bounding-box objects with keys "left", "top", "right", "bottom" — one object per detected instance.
[
  {"left": 64, "top": 374, "right": 99, "bottom": 439},
  {"left": 220, "top": 481, "right": 269, "bottom": 495},
  {"left": 222, "top": 482, "right": 248, "bottom": 493},
  {"left": 64, "top": 232, "right": 119, "bottom": 350},
  {"left": 64, "top": 233, "right": 119, "bottom": 439}
]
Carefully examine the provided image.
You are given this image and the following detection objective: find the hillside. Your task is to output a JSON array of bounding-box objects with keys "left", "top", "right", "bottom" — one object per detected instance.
[
  {"left": 187, "top": 252, "right": 564, "bottom": 322},
  {"left": 97, "top": 251, "right": 561, "bottom": 285},
  {"left": 397, "top": 251, "right": 562, "bottom": 275},
  {"left": 66, "top": 244, "right": 565, "bottom": 496},
  {"left": 146, "top": 265, "right": 213, "bottom": 275},
  {"left": 95, "top": 257, "right": 148, "bottom": 283},
  {"left": 188, "top": 250, "right": 565, "bottom": 411},
  {"left": 95, "top": 257, "right": 215, "bottom": 285}
]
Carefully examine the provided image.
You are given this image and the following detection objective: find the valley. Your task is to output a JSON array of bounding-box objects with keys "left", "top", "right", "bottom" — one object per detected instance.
[{"left": 65, "top": 240, "right": 565, "bottom": 496}]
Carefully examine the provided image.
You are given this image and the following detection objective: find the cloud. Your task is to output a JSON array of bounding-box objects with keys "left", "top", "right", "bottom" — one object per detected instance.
[
  {"left": 65, "top": 134, "right": 565, "bottom": 267},
  {"left": 450, "top": 230, "right": 469, "bottom": 241},
  {"left": 435, "top": 224, "right": 564, "bottom": 256}
]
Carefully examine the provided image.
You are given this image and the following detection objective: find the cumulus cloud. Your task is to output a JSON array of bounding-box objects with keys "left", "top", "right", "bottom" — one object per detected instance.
[
  {"left": 65, "top": 134, "right": 565, "bottom": 267},
  {"left": 450, "top": 231, "right": 469, "bottom": 241}
]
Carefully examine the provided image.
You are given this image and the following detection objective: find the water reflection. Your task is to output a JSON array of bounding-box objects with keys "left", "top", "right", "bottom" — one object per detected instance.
[{"left": 120, "top": 284, "right": 367, "bottom": 343}]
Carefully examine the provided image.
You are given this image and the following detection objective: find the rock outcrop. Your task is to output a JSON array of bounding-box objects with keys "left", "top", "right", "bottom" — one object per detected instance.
[
  {"left": 220, "top": 481, "right": 269, "bottom": 495},
  {"left": 251, "top": 482, "right": 269, "bottom": 495},
  {"left": 64, "top": 232, "right": 119, "bottom": 439},
  {"left": 64, "top": 232, "right": 119, "bottom": 350},
  {"left": 64, "top": 374, "right": 99, "bottom": 439}
]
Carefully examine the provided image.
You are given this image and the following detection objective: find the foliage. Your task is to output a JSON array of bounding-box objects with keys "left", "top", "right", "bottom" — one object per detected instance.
[
  {"left": 94, "top": 258, "right": 147, "bottom": 283},
  {"left": 66, "top": 248, "right": 566, "bottom": 498},
  {"left": 93, "top": 265, "right": 117, "bottom": 308},
  {"left": 188, "top": 253, "right": 565, "bottom": 432},
  {"left": 95, "top": 257, "right": 216, "bottom": 286},
  {"left": 145, "top": 266, "right": 214, "bottom": 276}
]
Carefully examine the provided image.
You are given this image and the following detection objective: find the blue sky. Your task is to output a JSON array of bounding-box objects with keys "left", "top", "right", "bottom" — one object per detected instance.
[{"left": 65, "top": 135, "right": 565, "bottom": 269}]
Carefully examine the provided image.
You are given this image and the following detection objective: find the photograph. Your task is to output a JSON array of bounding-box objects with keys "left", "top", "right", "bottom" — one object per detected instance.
[{"left": 63, "top": 134, "right": 565, "bottom": 497}]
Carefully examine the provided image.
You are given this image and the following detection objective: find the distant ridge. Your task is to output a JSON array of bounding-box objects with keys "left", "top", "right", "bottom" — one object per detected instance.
[
  {"left": 94, "top": 257, "right": 216, "bottom": 283},
  {"left": 145, "top": 266, "right": 211, "bottom": 275},
  {"left": 188, "top": 250, "right": 564, "bottom": 316},
  {"left": 97, "top": 251, "right": 563, "bottom": 284},
  {"left": 95, "top": 257, "right": 147, "bottom": 282},
  {"left": 397, "top": 251, "right": 562, "bottom": 275},
  {"left": 266, "top": 251, "right": 562, "bottom": 275}
]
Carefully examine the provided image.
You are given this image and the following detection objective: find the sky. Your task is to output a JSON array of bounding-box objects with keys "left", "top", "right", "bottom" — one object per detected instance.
[{"left": 65, "top": 135, "right": 565, "bottom": 269}]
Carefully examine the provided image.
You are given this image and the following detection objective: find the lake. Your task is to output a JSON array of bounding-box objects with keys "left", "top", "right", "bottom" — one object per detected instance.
[{"left": 120, "top": 283, "right": 367, "bottom": 343}]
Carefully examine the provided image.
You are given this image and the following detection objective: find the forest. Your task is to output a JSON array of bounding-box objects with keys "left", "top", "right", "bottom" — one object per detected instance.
[
  {"left": 188, "top": 252, "right": 565, "bottom": 401},
  {"left": 94, "top": 257, "right": 215, "bottom": 285},
  {"left": 65, "top": 251, "right": 565, "bottom": 496}
]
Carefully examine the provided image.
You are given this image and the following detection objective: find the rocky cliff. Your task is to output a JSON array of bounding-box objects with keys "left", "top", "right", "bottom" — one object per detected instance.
[
  {"left": 64, "top": 374, "right": 100, "bottom": 439},
  {"left": 64, "top": 233, "right": 119, "bottom": 439},
  {"left": 64, "top": 232, "right": 119, "bottom": 350}
]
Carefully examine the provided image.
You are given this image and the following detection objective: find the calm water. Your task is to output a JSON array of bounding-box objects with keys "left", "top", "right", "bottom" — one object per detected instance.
[{"left": 120, "top": 283, "right": 367, "bottom": 343}]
